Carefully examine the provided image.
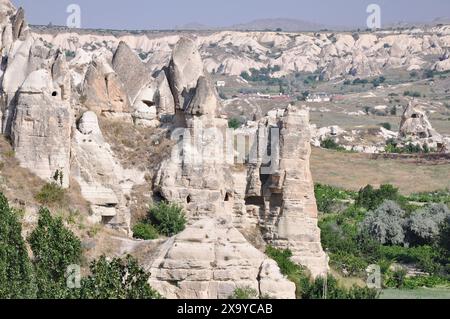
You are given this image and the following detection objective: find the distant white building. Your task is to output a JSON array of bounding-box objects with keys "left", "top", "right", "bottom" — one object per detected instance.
[
  {"left": 216, "top": 81, "right": 226, "bottom": 87},
  {"left": 306, "top": 93, "right": 331, "bottom": 103}
]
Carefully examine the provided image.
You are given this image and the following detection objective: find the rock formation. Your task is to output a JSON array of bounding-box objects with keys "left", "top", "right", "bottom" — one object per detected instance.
[
  {"left": 398, "top": 101, "right": 447, "bottom": 151},
  {"left": 148, "top": 217, "right": 295, "bottom": 299},
  {"left": 11, "top": 69, "right": 72, "bottom": 187},
  {"left": 71, "top": 111, "right": 145, "bottom": 233},
  {"left": 0, "top": 2, "right": 329, "bottom": 299}
]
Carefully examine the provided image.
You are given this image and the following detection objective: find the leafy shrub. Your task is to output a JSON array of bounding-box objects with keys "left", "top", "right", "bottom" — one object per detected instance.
[
  {"left": 355, "top": 184, "right": 400, "bottom": 210},
  {"left": 132, "top": 222, "right": 159, "bottom": 240},
  {"left": 265, "top": 246, "right": 378, "bottom": 299},
  {"left": 320, "top": 138, "right": 346, "bottom": 151},
  {"left": 28, "top": 208, "right": 82, "bottom": 298},
  {"left": 229, "top": 287, "right": 258, "bottom": 299},
  {"left": 0, "top": 193, "right": 36, "bottom": 298},
  {"left": 35, "top": 182, "right": 65, "bottom": 205},
  {"left": 379, "top": 122, "right": 392, "bottom": 130},
  {"left": 306, "top": 275, "right": 379, "bottom": 299},
  {"left": 403, "top": 91, "right": 421, "bottom": 98},
  {"left": 314, "top": 183, "right": 354, "bottom": 214},
  {"left": 385, "top": 268, "right": 407, "bottom": 288},
  {"left": 80, "top": 255, "right": 161, "bottom": 299},
  {"left": 407, "top": 190, "right": 450, "bottom": 205},
  {"left": 148, "top": 202, "right": 186, "bottom": 237},
  {"left": 228, "top": 118, "right": 242, "bottom": 130},
  {"left": 360, "top": 200, "right": 407, "bottom": 245},
  {"left": 379, "top": 245, "right": 443, "bottom": 275},
  {"left": 407, "top": 204, "right": 450, "bottom": 245}
]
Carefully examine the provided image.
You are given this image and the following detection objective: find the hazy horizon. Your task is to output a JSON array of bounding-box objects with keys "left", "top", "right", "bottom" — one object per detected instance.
[{"left": 10, "top": 0, "right": 450, "bottom": 30}]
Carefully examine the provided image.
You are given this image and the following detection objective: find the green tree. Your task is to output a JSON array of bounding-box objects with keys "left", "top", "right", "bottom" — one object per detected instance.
[
  {"left": 28, "top": 208, "right": 82, "bottom": 298},
  {"left": 148, "top": 202, "right": 186, "bottom": 237},
  {"left": 0, "top": 193, "right": 36, "bottom": 298},
  {"left": 80, "top": 255, "right": 161, "bottom": 299}
]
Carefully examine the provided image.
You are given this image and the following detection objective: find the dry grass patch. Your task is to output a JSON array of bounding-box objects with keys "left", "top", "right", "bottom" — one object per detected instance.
[{"left": 311, "top": 147, "right": 450, "bottom": 194}]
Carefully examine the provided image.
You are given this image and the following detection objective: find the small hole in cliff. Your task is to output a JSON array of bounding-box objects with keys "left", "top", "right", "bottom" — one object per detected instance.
[
  {"left": 186, "top": 195, "right": 192, "bottom": 204},
  {"left": 224, "top": 192, "right": 231, "bottom": 202},
  {"left": 52, "top": 91, "right": 58, "bottom": 97}
]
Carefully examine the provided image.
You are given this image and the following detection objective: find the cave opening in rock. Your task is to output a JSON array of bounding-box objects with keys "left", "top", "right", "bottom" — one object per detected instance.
[
  {"left": 224, "top": 192, "right": 232, "bottom": 202},
  {"left": 186, "top": 195, "right": 192, "bottom": 203},
  {"left": 52, "top": 91, "right": 58, "bottom": 97}
]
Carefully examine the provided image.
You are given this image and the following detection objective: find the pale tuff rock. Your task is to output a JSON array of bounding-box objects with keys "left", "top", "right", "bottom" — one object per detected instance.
[
  {"left": 398, "top": 101, "right": 447, "bottom": 151},
  {"left": 71, "top": 111, "right": 145, "bottom": 233},
  {"left": 154, "top": 70, "right": 175, "bottom": 119},
  {"left": 168, "top": 37, "right": 204, "bottom": 109},
  {"left": 186, "top": 76, "right": 219, "bottom": 117},
  {"left": 257, "top": 106, "right": 328, "bottom": 278},
  {"left": 112, "top": 41, "right": 151, "bottom": 103},
  {"left": 11, "top": 69, "right": 72, "bottom": 188},
  {"left": 131, "top": 70, "right": 175, "bottom": 126},
  {"left": 147, "top": 217, "right": 296, "bottom": 299},
  {"left": 82, "top": 54, "right": 131, "bottom": 114}
]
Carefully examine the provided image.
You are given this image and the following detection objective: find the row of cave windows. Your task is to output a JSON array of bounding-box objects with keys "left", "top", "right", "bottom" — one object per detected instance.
[{"left": 185, "top": 192, "right": 232, "bottom": 204}]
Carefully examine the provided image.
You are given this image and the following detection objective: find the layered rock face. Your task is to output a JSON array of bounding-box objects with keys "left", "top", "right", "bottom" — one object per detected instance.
[
  {"left": 150, "top": 38, "right": 327, "bottom": 296},
  {"left": 399, "top": 101, "right": 448, "bottom": 151},
  {"left": 259, "top": 106, "right": 328, "bottom": 277},
  {"left": 148, "top": 217, "right": 295, "bottom": 299},
  {"left": 0, "top": 1, "right": 328, "bottom": 298},
  {"left": 71, "top": 111, "right": 144, "bottom": 233},
  {"left": 11, "top": 68, "right": 72, "bottom": 187}
]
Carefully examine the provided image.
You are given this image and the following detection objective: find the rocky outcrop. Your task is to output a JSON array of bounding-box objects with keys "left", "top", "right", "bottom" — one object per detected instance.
[
  {"left": 398, "top": 101, "right": 447, "bottom": 151},
  {"left": 167, "top": 37, "right": 204, "bottom": 109},
  {"left": 148, "top": 217, "right": 296, "bottom": 299},
  {"left": 71, "top": 111, "right": 145, "bottom": 233},
  {"left": 11, "top": 69, "right": 72, "bottom": 187},
  {"left": 112, "top": 41, "right": 151, "bottom": 103},
  {"left": 258, "top": 106, "right": 328, "bottom": 277},
  {"left": 82, "top": 54, "right": 131, "bottom": 115}
]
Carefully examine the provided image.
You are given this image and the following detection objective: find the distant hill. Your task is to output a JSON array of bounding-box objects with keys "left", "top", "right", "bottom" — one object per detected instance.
[{"left": 229, "top": 18, "right": 329, "bottom": 32}]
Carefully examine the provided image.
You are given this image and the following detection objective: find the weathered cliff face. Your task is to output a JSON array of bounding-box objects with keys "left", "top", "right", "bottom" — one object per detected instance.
[
  {"left": 0, "top": 1, "right": 328, "bottom": 298},
  {"left": 258, "top": 106, "right": 328, "bottom": 277},
  {"left": 11, "top": 68, "right": 72, "bottom": 188},
  {"left": 398, "top": 101, "right": 448, "bottom": 151},
  {"left": 71, "top": 111, "right": 145, "bottom": 234},
  {"left": 148, "top": 217, "right": 295, "bottom": 299},
  {"left": 149, "top": 37, "right": 327, "bottom": 296}
]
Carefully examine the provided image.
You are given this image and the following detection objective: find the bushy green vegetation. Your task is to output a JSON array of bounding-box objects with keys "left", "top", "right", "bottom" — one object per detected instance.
[
  {"left": 403, "top": 90, "right": 421, "bottom": 98},
  {"left": 35, "top": 182, "right": 65, "bottom": 205},
  {"left": 229, "top": 287, "right": 258, "bottom": 299},
  {"left": 240, "top": 66, "right": 281, "bottom": 84},
  {"left": 314, "top": 183, "right": 355, "bottom": 213},
  {"left": 133, "top": 201, "right": 186, "bottom": 240},
  {"left": 317, "top": 183, "right": 450, "bottom": 290},
  {"left": 385, "top": 139, "right": 433, "bottom": 154},
  {"left": 355, "top": 184, "right": 401, "bottom": 210},
  {"left": 80, "top": 255, "right": 161, "bottom": 299},
  {"left": 0, "top": 193, "right": 36, "bottom": 298},
  {"left": 320, "top": 138, "right": 346, "bottom": 152},
  {"left": 228, "top": 118, "right": 242, "bottom": 130},
  {"left": 379, "top": 122, "right": 392, "bottom": 130},
  {"left": 0, "top": 192, "right": 161, "bottom": 299},
  {"left": 29, "top": 208, "right": 82, "bottom": 298},
  {"left": 148, "top": 202, "right": 186, "bottom": 237},
  {"left": 132, "top": 222, "right": 159, "bottom": 240},
  {"left": 266, "top": 246, "right": 378, "bottom": 299}
]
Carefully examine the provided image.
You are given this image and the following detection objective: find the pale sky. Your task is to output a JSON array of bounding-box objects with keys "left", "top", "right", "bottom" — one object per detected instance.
[{"left": 10, "top": 0, "right": 450, "bottom": 30}]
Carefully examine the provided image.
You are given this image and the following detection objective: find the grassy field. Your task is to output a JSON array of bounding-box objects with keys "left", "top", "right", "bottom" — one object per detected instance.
[
  {"left": 380, "top": 288, "right": 450, "bottom": 299},
  {"left": 310, "top": 147, "right": 450, "bottom": 194}
]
